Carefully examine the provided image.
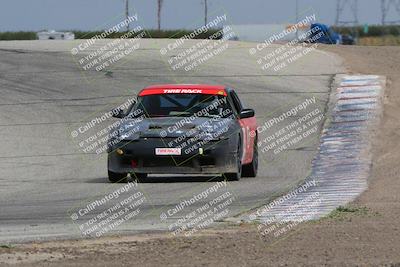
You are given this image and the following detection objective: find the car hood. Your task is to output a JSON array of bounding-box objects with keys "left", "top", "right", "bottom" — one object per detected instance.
[{"left": 115, "top": 116, "right": 234, "bottom": 140}]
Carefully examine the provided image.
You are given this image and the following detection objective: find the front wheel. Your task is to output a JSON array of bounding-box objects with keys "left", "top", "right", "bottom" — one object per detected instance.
[
  {"left": 108, "top": 171, "right": 128, "bottom": 183},
  {"left": 224, "top": 140, "right": 242, "bottom": 181}
]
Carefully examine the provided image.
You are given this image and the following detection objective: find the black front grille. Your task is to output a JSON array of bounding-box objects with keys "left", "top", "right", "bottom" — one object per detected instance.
[
  {"left": 198, "top": 157, "right": 215, "bottom": 166},
  {"left": 143, "top": 157, "right": 194, "bottom": 168}
]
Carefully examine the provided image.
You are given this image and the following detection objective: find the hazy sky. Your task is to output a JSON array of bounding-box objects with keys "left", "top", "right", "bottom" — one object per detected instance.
[{"left": 0, "top": 0, "right": 397, "bottom": 31}]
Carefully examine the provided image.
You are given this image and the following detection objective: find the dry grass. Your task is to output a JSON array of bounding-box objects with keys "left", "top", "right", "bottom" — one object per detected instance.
[{"left": 358, "top": 35, "right": 400, "bottom": 46}]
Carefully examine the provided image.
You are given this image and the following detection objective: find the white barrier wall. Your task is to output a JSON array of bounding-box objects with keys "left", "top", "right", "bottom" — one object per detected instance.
[
  {"left": 224, "top": 24, "right": 310, "bottom": 43},
  {"left": 37, "top": 30, "right": 75, "bottom": 40}
]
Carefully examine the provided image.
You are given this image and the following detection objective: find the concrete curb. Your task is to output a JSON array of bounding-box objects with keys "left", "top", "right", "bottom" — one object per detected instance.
[{"left": 240, "top": 74, "right": 385, "bottom": 223}]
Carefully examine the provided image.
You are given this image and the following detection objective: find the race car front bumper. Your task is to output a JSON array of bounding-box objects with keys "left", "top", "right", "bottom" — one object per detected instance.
[{"left": 107, "top": 137, "right": 238, "bottom": 175}]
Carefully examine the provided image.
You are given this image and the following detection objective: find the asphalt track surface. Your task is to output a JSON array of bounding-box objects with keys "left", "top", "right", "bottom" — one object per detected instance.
[{"left": 0, "top": 39, "right": 344, "bottom": 243}]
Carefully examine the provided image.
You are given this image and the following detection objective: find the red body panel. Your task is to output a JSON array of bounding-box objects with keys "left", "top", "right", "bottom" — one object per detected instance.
[{"left": 239, "top": 117, "right": 257, "bottom": 164}]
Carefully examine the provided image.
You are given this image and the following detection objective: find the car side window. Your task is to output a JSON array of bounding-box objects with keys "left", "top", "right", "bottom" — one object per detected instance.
[
  {"left": 227, "top": 92, "right": 238, "bottom": 115},
  {"left": 231, "top": 90, "right": 243, "bottom": 113},
  {"left": 123, "top": 102, "right": 135, "bottom": 117}
]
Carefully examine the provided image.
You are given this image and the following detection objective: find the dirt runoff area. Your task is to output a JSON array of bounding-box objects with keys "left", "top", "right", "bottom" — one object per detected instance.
[{"left": 1, "top": 45, "right": 400, "bottom": 267}]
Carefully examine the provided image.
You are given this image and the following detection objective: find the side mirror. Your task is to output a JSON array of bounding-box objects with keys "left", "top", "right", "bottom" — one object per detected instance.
[
  {"left": 112, "top": 107, "right": 125, "bottom": 119},
  {"left": 239, "top": 108, "right": 255, "bottom": 119}
]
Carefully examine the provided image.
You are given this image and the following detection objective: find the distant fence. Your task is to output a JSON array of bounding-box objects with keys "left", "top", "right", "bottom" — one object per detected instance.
[
  {"left": 333, "top": 25, "right": 400, "bottom": 37},
  {"left": 0, "top": 29, "right": 223, "bottom": 41},
  {"left": 0, "top": 32, "right": 37, "bottom": 40}
]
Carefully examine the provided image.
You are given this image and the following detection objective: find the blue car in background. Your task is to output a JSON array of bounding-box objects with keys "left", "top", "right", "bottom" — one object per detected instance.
[
  {"left": 309, "top": 23, "right": 342, "bottom": 44},
  {"left": 308, "top": 23, "right": 355, "bottom": 45}
]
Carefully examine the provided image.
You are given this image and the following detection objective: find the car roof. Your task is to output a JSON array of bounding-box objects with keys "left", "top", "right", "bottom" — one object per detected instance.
[{"left": 139, "top": 84, "right": 228, "bottom": 96}]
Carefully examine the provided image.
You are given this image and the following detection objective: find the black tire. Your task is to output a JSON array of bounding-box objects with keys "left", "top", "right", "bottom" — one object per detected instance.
[
  {"left": 242, "top": 137, "right": 258, "bottom": 177},
  {"left": 132, "top": 172, "right": 148, "bottom": 183},
  {"left": 108, "top": 171, "right": 128, "bottom": 183},
  {"left": 224, "top": 139, "right": 242, "bottom": 181},
  {"left": 224, "top": 171, "right": 241, "bottom": 181}
]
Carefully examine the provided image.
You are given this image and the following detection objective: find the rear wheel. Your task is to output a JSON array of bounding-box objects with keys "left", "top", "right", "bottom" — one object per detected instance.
[
  {"left": 108, "top": 171, "right": 128, "bottom": 183},
  {"left": 242, "top": 136, "right": 258, "bottom": 177},
  {"left": 224, "top": 140, "right": 242, "bottom": 181}
]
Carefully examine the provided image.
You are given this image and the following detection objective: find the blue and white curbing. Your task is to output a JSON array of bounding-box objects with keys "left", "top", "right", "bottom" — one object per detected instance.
[{"left": 246, "top": 74, "right": 385, "bottom": 223}]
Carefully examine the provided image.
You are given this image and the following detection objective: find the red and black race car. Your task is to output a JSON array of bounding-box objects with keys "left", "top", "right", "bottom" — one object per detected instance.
[{"left": 107, "top": 84, "right": 258, "bottom": 182}]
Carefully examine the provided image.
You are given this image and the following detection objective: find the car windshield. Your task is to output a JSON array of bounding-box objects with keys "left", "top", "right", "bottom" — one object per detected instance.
[{"left": 134, "top": 94, "right": 230, "bottom": 118}]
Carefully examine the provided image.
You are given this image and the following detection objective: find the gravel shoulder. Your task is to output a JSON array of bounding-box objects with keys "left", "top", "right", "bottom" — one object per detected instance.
[{"left": 1, "top": 45, "right": 399, "bottom": 267}]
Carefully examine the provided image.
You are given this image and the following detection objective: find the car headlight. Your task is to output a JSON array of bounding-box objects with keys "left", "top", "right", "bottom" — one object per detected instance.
[
  {"left": 201, "top": 132, "right": 229, "bottom": 141},
  {"left": 119, "top": 131, "right": 140, "bottom": 141},
  {"left": 119, "top": 132, "right": 131, "bottom": 140},
  {"left": 117, "top": 122, "right": 141, "bottom": 140},
  {"left": 201, "top": 125, "right": 214, "bottom": 133}
]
